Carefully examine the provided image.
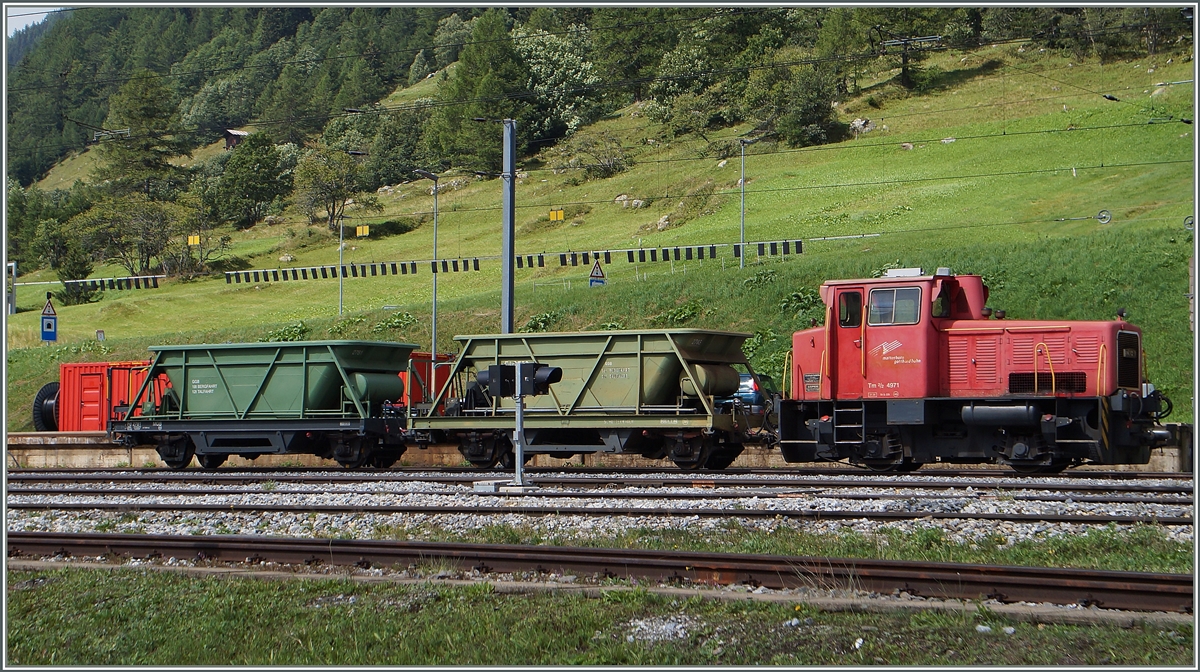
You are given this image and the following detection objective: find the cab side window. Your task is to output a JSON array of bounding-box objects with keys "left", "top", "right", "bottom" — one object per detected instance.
[
  {"left": 838, "top": 291, "right": 862, "bottom": 327},
  {"left": 868, "top": 287, "right": 921, "bottom": 325}
]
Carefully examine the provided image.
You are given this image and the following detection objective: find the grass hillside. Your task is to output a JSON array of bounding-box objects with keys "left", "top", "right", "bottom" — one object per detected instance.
[{"left": 8, "top": 46, "right": 1195, "bottom": 431}]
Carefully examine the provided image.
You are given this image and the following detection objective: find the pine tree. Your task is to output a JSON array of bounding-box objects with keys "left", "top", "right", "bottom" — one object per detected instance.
[
  {"left": 92, "top": 74, "right": 193, "bottom": 199},
  {"left": 426, "top": 9, "right": 533, "bottom": 171}
]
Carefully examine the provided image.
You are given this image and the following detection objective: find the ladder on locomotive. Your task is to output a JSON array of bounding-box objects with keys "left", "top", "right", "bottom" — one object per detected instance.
[{"left": 833, "top": 401, "right": 865, "bottom": 446}]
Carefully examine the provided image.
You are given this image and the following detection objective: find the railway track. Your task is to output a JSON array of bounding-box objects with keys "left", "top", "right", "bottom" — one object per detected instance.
[
  {"left": 7, "top": 472, "right": 1191, "bottom": 495},
  {"left": 7, "top": 486, "right": 1187, "bottom": 506},
  {"left": 6, "top": 500, "right": 1189, "bottom": 525},
  {"left": 9, "top": 465, "right": 1194, "bottom": 480},
  {"left": 7, "top": 531, "right": 1192, "bottom": 614}
]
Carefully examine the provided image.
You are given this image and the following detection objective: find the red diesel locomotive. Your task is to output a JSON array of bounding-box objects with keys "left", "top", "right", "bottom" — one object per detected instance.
[{"left": 778, "top": 267, "right": 1174, "bottom": 473}]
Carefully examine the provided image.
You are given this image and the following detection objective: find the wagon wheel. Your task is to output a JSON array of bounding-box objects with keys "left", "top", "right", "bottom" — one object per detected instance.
[
  {"left": 371, "top": 448, "right": 405, "bottom": 469},
  {"left": 334, "top": 438, "right": 370, "bottom": 469},
  {"left": 336, "top": 452, "right": 370, "bottom": 469},
  {"left": 197, "top": 454, "right": 227, "bottom": 470},
  {"left": 703, "top": 444, "right": 744, "bottom": 471},
  {"left": 160, "top": 436, "right": 195, "bottom": 470},
  {"left": 31, "top": 382, "right": 60, "bottom": 432},
  {"left": 498, "top": 449, "right": 533, "bottom": 469},
  {"left": 460, "top": 433, "right": 510, "bottom": 469},
  {"left": 671, "top": 437, "right": 711, "bottom": 471}
]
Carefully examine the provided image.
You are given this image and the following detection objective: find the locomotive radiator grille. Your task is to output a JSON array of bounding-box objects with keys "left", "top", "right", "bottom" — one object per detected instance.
[
  {"left": 1116, "top": 331, "right": 1140, "bottom": 389},
  {"left": 1008, "top": 371, "right": 1087, "bottom": 394}
]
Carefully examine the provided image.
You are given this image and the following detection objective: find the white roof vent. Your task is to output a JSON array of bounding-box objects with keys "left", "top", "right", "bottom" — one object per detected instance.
[
  {"left": 934, "top": 267, "right": 952, "bottom": 276},
  {"left": 883, "top": 267, "right": 923, "bottom": 278}
]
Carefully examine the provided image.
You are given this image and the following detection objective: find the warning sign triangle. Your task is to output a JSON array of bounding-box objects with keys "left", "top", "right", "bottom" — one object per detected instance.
[
  {"left": 589, "top": 260, "right": 605, "bottom": 280},
  {"left": 41, "top": 299, "right": 56, "bottom": 316}
]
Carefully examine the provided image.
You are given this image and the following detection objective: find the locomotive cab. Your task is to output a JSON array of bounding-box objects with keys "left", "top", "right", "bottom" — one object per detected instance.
[{"left": 781, "top": 268, "right": 1173, "bottom": 473}]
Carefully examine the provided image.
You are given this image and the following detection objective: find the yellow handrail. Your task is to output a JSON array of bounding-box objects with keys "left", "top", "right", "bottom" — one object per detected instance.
[
  {"left": 1035, "top": 341, "right": 1056, "bottom": 395},
  {"left": 1096, "top": 343, "right": 1107, "bottom": 396},
  {"left": 781, "top": 349, "right": 793, "bottom": 399}
]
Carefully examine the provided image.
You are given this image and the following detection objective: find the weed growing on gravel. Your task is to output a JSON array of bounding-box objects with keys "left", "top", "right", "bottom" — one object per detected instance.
[{"left": 369, "top": 522, "right": 1190, "bottom": 574}]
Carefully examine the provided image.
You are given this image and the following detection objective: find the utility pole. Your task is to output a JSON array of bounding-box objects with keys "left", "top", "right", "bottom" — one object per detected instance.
[
  {"left": 337, "top": 214, "right": 346, "bottom": 315},
  {"left": 413, "top": 170, "right": 440, "bottom": 366},
  {"left": 738, "top": 138, "right": 758, "bottom": 269},
  {"left": 501, "top": 119, "right": 516, "bottom": 333},
  {"left": 6, "top": 261, "right": 16, "bottom": 315},
  {"left": 472, "top": 117, "right": 518, "bottom": 333}
]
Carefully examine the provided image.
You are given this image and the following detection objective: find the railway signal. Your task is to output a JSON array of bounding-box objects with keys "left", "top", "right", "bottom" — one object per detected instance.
[{"left": 474, "top": 362, "right": 562, "bottom": 488}]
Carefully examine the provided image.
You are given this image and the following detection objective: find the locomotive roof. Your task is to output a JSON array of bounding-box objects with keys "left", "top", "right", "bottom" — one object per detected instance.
[{"left": 822, "top": 273, "right": 982, "bottom": 287}]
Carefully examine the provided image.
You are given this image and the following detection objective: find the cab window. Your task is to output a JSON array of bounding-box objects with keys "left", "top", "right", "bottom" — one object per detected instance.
[
  {"left": 838, "top": 291, "right": 862, "bottom": 327},
  {"left": 868, "top": 287, "right": 921, "bottom": 325}
]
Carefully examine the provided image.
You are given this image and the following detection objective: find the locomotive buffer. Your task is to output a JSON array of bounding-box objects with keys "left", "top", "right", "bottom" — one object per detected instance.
[{"left": 474, "top": 362, "right": 562, "bottom": 492}]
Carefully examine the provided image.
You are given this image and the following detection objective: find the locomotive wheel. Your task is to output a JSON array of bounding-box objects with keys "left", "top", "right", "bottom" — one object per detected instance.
[
  {"left": 703, "top": 445, "right": 744, "bottom": 470},
  {"left": 1010, "top": 461, "right": 1069, "bottom": 475},
  {"left": 160, "top": 436, "right": 195, "bottom": 470},
  {"left": 863, "top": 459, "right": 923, "bottom": 473},
  {"left": 32, "top": 382, "right": 60, "bottom": 432},
  {"left": 1039, "top": 460, "right": 1071, "bottom": 474}
]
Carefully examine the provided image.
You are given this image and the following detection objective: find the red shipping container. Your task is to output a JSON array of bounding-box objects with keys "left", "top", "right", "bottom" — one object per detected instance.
[
  {"left": 398, "top": 352, "right": 455, "bottom": 408},
  {"left": 57, "top": 361, "right": 164, "bottom": 432}
]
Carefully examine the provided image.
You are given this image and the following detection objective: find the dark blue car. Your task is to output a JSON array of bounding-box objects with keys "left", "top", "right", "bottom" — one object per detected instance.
[{"left": 717, "top": 373, "right": 776, "bottom": 414}]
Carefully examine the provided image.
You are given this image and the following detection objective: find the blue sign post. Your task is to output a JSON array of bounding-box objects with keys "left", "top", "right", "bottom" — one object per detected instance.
[{"left": 40, "top": 295, "right": 56, "bottom": 342}]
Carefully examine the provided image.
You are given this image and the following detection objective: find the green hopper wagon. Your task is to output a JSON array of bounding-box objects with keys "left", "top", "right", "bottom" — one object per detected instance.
[
  {"left": 109, "top": 340, "right": 417, "bottom": 469},
  {"left": 409, "top": 329, "right": 774, "bottom": 469}
]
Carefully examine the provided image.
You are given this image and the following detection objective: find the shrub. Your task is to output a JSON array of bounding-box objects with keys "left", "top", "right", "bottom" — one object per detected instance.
[
  {"left": 372, "top": 312, "right": 418, "bottom": 333},
  {"left": 743, "top": 269, "right": 778, "bottom": 289},
  {"left": 654, "top": 300, "right": 701, "bottom": 325},
  {"left": 779, "top": 287, "right": 822, "bottom": 317},
  {"left": 370, "top": 218, "right": 419, "bottom": 237},
  {"left": 327, "top": 315, "right": 366, "bottom": 336},
  {"left": 260, "top": 322, "right": 310, "bottom": 342},
  {"left": 519, "top": 311, "right": 562, "bottom": 333}
]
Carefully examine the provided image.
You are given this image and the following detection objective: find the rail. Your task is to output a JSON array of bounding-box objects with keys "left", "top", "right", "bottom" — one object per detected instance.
[{"left": 7, "top": 532, "right": 1191, "bottom": 613}]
